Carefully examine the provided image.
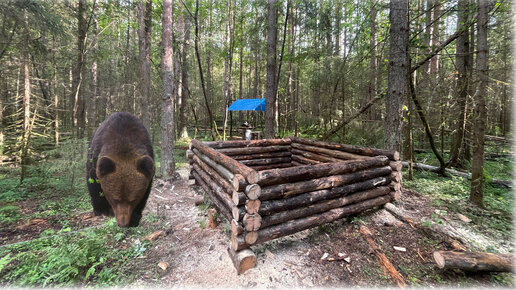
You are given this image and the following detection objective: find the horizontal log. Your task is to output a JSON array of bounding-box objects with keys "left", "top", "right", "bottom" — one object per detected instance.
[
  {"left": 259, "top": 166, "right": 392, "bottom": 201},
  {"left": 433, "top": 251, "right": 514, "bottom": 272},
  {"left": 231, "top": 151, "right": 291, "bottom": 160},
  {"left": 192, "top": 148, "right": 234, "bottom": 183},
  {"left": 202, "top": 138, "right": 291, "bottom": 149},
  {"left": 245, "top": 184, "right": 261, "bottom": 200},
  {"left": 232, "top": 206, "right": 246, "bottom": 221},
  {"left": 192, "top": 154, "right": 234, "bottom": 195},
  {"left": 191, "top": 139, "right": 260, "bottom": 184},
  {"left": 186, "top": 149, "right": 193, "bottom": 159},
  {"left": 218, "top": 145, "right": 291, "bottom": 156},
  {"left": 250, "top": 162, "right": 293, "bottom": 171},
  {"left": 245, "top": 231, "right": 258, "bottom": 244},
  {"left": 259, "top": 176, "right": 390, "bottom": 216},
  {"left": 390, "top": 189, "right": 401, "bottom": 200},
  {"left": 191, "top": 170, "right": 232, "bottom": 222},
  {"left": 192, "top": 164, "right": 237, "bottom": 214},
  {"left": 290, "top": 148, "right": 342, "bottom": 163},
  {"left": 228, "top": 247, "right": 257, "bottom": 275},
  {"left": 243, "top": 213, "right": 262, "bottom": 231},
  {"left": 291, "top": 142, "right": 367, "bottom": 160},
  {"left": 261, "top": 186, "right": 391, "bottom": 228},
  {"left": 290, "top": 136, "right": 400, "bottom": 161},
  {"left": 389, "top": 161, "right": 402, "bottom": 172},
  {"left": 232, "top": 194, "right": 392, "bottom": 251},
  {"left": 390, "top": 171, "right": 402, "bottom": 183},
  {"left": 231, "top": 219, "right": 244, "bottom": 235},
  {"left": 232, "top": 174, "right": 247, "bottom": 192},
  {"left": 245, "top": 199, "right": 261, "bottom": 214},
  {"left": 389, "top": 182, "right": 401, "bottom": 191},
  {"left": 258, "top": 155, "right": 390, "bottom": 187},
  {"left": 239, "top": 157, "right": 292, "bottom": 166},
  {"left": 291, "top": 154, "right": 321, "bottom": 165},
  {"left": 291, "top": 161, "right": 303, "bottom": 166},
  {"left": 232, "top": 191, "right": 247, "bottom": 206}
]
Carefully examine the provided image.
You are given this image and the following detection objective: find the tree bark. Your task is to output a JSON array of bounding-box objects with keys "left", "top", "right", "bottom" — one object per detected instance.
[
  {"left": 71, "top": 0, "right": 87, "bottom": 138},
  {"left": 87, "top": 13, "right": 98, "bottom": 138},
  {"left": 137, "top": 0, "right": 152, "bottom": 130},
  {"left": 470, "top": 0, "right": 488, "bottom": 207},
  {"left": 433, "top": 251, "right": 514, "bottom": 272},
  {"left": 179, "top": 2, "right": 190, "bottom": 139},
  {"left": 217, "top": 145, "right": 291, "bottom": 156},
  {"left": 265, "top": 0, "right": 278, "bottom": 138},
  {"left": 202, "top": 138, "right": 291, "bottom": 149},
  {"left": 161, "top": 0, "right": 175, "bottom": 180},
  {"left": 384, "top": 0, "right": 409, "bottom": 153}
]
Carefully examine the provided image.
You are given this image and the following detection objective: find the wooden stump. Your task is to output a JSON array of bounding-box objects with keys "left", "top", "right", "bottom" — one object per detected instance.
[{"left": 228, "top": 247, "right": 257, "bottom": 274}]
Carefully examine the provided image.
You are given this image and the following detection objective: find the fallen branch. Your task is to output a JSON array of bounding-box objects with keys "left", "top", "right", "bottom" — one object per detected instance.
[{"left": 401, "top": 162, "right": 513, "bottom": 188}]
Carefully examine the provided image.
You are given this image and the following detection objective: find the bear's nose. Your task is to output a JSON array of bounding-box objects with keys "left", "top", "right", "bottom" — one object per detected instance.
[{"left": 114, "top": 204, "right": 132, "bottom": 227}]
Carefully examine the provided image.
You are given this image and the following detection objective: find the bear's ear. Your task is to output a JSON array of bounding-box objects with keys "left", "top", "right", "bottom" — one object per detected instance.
[
  {"left": 97, "top": 156, "right": 116, "bottom": 177},
  {"left": 137, "top": 155, "right": 154, "bottom": 178}
]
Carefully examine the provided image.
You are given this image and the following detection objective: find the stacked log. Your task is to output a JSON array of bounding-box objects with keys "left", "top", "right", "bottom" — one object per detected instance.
[
  {"left": 188, "top": 137, "right": 402, "bottom": 274},
  {"left": 289, "top": 137, "right": 401, "bottom": 200}
]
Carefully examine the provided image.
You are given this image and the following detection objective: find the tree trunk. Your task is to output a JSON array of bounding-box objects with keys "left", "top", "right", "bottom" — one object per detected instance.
[
  {"left": 87, "top": 13, "right": 98, "bottom": 138},
  {"left": 138, "top": 0, "right": 152, "bottom": 131},
  {"left": 448, "top": 0, "right": 470, "bottom": 168},
  {"left": 20, "top": 12, "right": 31, "bottom": 183},
  {"left": 161, "top": 0, "right": 175, "bottom": 180},
  {"left": 470, "top": 0, "right": 488, "bottom": 207},
  {"left": 179, "top": 2, "right": 190, "bottom": 139},
  {"left": 384, "top": 0, "right": 409, "bottom": 153},
  {"left": 265, "top": 0, "right": 278, "bottom": 138},
  {"left": 71, "top": 0, "right": 87, "bottom": 138}
]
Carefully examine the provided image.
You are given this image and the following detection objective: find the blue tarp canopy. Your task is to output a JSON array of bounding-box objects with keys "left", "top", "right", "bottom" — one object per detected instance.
[{"left": 228, "top": 98, "right": 266, "bottom": 111}]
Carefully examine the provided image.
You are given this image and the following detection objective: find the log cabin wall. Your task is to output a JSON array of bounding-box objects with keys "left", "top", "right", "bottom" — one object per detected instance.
[{"left": 187, "top": 137, "right": 402, "bottom": 271}]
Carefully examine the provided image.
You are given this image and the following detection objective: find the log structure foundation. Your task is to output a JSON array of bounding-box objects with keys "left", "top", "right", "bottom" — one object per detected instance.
[{"left": 188, "top": 137, "right": 401, "bottom": 274}]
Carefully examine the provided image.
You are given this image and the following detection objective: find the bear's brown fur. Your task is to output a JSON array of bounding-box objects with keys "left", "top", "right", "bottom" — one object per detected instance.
[{"left": 86, "top": 112, "right": 154, "bottom": 227}]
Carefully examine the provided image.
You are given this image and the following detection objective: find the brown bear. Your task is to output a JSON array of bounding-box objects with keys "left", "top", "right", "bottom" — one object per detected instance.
[{"left": 86, "top": 112, "right": 154, "bottom": 227}]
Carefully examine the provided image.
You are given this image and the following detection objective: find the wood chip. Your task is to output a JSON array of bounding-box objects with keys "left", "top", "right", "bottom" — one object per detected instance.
[
  {"left": 144, "top": 230, "right": 166, "bottom": 241},
  {"left": 457, "top": 213, "right": 471, "bottom": 223},
  {"left": 157, "top": 261, "right": 168, "bottom": 271},
  {"left": 393, "top": 246, "right": 407, "bottom": 252},
  {"left": 320, "top": 253, "right": 329, "bottom": 260},
  {"left": 265, "top": 249, "right": 275, "bottom": 259}
]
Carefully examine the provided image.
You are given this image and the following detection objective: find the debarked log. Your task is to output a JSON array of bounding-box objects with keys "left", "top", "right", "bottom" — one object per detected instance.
[
  {"left": 191, "top": 139, "right": 259, "bottom": 184},
  {"left": 259, "top": 176, "right": 390, "bottom": 216},
  {"left": 433, "top": 251, "right": 515, "bottom": 272},
  {"left": 259, "top": 165, "right": 392, "bottom": 201},
  {"left": 191, "top": 170, "right": 232, "bottom": 221},
  {"left": 290, "top": 148, "right": 342, "bottom": 163},
  {"left": 291, "top": 142, "right": 367, "bottom": 160},
  {"left": 203, "top": 138, "right": 291, "bottom": 149},
  {"left": 290, "top": 136, "right": 400, "bottom": 161},
  {"left": 232, "top": 195, "right": 392, "bottom": 251},
  {"left": 231, "top": 151, "right": 292, "bottom": 160},
  {"left": 218, "top": 145, "right": 291, "bottom": 156},
  {"left": 239, "top": 157, "right": 292, "bottom": 166},
  {"left": 258, "top": 156, "right": 390, "bottom": 187},
  {"left": 261, "top": 186, "right": 391, "bottom": 228}
]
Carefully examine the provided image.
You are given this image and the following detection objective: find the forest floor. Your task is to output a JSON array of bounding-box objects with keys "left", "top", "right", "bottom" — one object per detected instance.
[{"left": 0, "top": 149, "right": 514, "bottom": 287}]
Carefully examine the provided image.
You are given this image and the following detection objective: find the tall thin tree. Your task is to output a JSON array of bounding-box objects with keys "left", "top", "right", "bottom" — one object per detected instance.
[
  {"left": 138, "top": 0, "right": 152, "bottom": 130},
  {"left": 161, "top": 0, "right": 175, "bottom": 179},
  {"left": 265, "top": 0, "right": 278, "bottom": 138}
]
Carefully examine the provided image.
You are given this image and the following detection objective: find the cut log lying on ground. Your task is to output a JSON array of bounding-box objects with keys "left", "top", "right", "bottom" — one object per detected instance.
[
  {"left": 259, "top": 166, "right": 392, "bottom": 201},
  {"left": 290, "top": 148, "right": 342, "bottom": 163},
  {"left": 259, "top": 177, "right": 390, "bottom": 216},
  {"left": 239, "top": 157, "right": 291, "bottom": 166},
  {"left": 433, "top": 251, "right": 515, "bottom": 272},
  {"left": 191, "top": 170, "right": 232, "bottom": 221},
  {"left": 258, "top": 155, "right": 390, "bottom": 186},
  {"left": 217, "top": 145, "right": 291, "bottom": 156},
  {"left": 401, "top": 162, "right": 513, "bottom": 188},
  {"left": 290, "top": 136, "right": 400, "bottom": 161},
  {"left": 291, "top": 154, "right": 321, "bottom": 165},
  {"left": 261, "top": 186, "right": 391, "bottom": 228},
  {"left": 291, "top": 142, "right": 367, "bottom": 160},
  {"left": 191, "top": 139, "right": 259, "bottom": 184},
  {"left": 232, "top": 194, "right": 392, "bottom": 251},
  {"left": 250, "top": 163, "right": 293, "bottom": 171},
  {"left": 192, "top": 163, "right": 237, "bottom": 212},
  {"left": 228, "top": 247, "right": 257, "bottom": 275},
  {"left": 360, "top": 225, "right": 407, "bottom": 288},
  {"left": 203, "top": 138, "right": 291, "bottom": 149},
  {"left": 231, "top": 151, "right": 291, "bottom": 160}
]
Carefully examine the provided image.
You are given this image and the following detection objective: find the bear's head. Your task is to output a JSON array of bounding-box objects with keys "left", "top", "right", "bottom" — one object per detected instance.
[{"left": 96, "top": 155, "right": 154, "bottom": 227}]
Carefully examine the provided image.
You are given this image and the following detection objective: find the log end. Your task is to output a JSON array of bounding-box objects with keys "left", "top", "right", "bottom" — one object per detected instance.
[
  {"left": 433, "top": 251, "right": 445, "bottom": 269},
  {"left": 233, "top": 174, "right": 246, "bottom": 191},
  {"left": 228, "top": 248, "right": 257, "bottom": 275},
  {"left": 245, "top": 184, "right": 261, "bottom": 200},
  {"left": 245, "top": 231, "right": 258, "bottom": 245},
  {"left": 392, "top": 151, "right": 400, "bottom": 161},
  {"left": 246, "top": 170, "right": 260, "bottom": 185}
]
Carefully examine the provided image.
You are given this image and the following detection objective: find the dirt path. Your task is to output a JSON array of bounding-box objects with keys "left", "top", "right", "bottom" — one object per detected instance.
[{"left": 126, "top": 166, "right": 513, "bottom": 287}]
